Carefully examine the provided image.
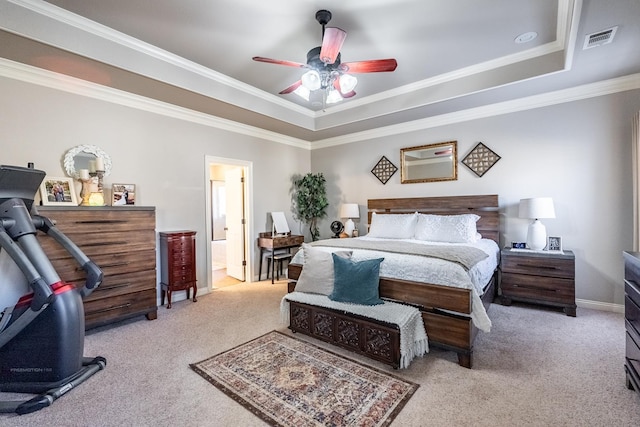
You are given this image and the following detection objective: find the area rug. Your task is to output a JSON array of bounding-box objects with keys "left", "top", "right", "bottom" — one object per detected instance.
[{"left": 189, "top": 330, "right": 418, "bottom": 427}]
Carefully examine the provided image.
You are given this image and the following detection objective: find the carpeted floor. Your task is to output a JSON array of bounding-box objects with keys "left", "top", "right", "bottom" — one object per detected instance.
[
  {"left": 190, "top": 330, "right": 417, "bottom": 426},
  {"left": 1, "top": 280, "right": 640, "bottom": 426}
]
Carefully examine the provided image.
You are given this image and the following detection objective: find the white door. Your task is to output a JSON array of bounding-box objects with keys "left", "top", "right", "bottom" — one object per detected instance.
[{"left": 225, "top": 168, "right": 245, "bottom": 281}]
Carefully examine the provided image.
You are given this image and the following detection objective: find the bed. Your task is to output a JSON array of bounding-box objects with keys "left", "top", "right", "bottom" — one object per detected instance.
[{"left": 286, "top": 194, "right": 500, "bottom": 368}]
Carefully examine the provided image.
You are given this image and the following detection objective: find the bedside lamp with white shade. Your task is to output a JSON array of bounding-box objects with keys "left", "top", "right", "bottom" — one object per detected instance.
[
  {"left": 519, "top": 197, "right": 556, "bottom": 250},
  {"left": 340, "top": 203, "right": 360, "bottom": 237}
]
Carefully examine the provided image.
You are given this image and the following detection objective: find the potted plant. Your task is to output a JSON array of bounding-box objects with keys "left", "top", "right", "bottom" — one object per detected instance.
[{"left": 292, "top": 173, "right": 329, "bottom": 241}]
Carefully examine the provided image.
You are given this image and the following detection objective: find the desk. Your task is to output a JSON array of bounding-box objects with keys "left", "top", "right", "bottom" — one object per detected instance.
[{"left": 257, "top": 232, "right": 304, "bottom": 283}]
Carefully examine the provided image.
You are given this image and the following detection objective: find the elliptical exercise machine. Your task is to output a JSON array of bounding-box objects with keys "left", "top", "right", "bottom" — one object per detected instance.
[{"left": 0, "top": 165, "right": 106, "bottom": 415}]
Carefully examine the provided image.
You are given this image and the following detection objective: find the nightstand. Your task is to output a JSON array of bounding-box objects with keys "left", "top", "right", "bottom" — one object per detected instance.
[{"left": 500, "top": 248, "right": 576, "bottom": 316}]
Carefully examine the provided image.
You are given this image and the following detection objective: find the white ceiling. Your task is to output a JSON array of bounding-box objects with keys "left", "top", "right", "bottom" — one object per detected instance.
[{"left": 0, "top": 0, "right": 638, "bottom": 144}]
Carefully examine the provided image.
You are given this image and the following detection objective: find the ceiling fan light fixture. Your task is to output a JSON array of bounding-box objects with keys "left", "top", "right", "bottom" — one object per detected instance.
[
  {"left": 293, "top": 85, "right": 311, "bottom": 101},
  {"left": 326, "top": 88, "right": 343, "bottom": 104},
  {"left": 301, "top": 70, "right": 321, "bottom": 90},
  {"left": 339, "top": 73, "right": 358, "bottom": 93},
  {"left": 253, "top": 10, "right": 397, "bottom": 107}
]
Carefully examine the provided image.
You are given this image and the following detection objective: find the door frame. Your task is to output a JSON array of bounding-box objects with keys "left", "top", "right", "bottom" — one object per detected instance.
[{"left": 204, "top": 155, "right": 253, "bottom": 289}]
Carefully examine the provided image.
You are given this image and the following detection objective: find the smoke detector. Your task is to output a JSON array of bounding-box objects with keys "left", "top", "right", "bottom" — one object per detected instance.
[{"left": 583, "top": 26, "right": 618, "bottom": 50}]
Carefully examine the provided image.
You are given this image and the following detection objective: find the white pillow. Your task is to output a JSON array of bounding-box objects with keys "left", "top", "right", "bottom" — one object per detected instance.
[
  {"left": 414, "top": 213, "right": 480, "bottom": 243},
  {"left": 294, "top": 244, "right": 352, "bottom": 295},
  {"left": 367, "top": 212, "right": 418, "bottom": 239}
]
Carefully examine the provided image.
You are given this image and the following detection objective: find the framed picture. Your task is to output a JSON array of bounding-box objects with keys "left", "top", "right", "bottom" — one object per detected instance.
[
  {"left": 39, "top": 177, "right": 78, "bottom": 206},
  {"left": 547, "top": 236, "right": 562, "bottom": 251},
  {"left": 112, "top": 183, "right": 135, "bottom": 206},
  {"left": 461, "top": 142, "right": 501, "bottom": 177},
  {"left": 371, "top": 156, "right": 398, "bottom": 185}
]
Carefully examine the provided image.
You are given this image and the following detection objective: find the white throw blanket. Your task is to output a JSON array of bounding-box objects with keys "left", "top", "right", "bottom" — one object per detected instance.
[{"left": 281, "top": 292, "right": 428, "bottom": 369}]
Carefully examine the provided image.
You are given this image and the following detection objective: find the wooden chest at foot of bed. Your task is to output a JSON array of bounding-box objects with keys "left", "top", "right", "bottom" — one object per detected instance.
[{"left": 288, "top": 301, "right": 401, "bottom": 369}]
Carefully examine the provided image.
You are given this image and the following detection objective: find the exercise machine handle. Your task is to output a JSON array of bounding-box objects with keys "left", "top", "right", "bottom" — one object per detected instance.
[{"left": 31, "top": 215, "right": 104, "bottom": 297}]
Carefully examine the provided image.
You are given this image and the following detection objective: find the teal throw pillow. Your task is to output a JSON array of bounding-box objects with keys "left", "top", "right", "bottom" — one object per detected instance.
[{"left": 329, "top": 254, "right": 384, "bottom": 305}]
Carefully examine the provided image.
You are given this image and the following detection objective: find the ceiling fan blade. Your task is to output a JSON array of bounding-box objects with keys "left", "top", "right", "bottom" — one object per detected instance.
[
  {"left": 279, "top": 80, "right": 302, "bottom": 94},
  {"left": 252, "top": 57, "right": 308, "bottom": 68},
  {"left": 340, "top": 59, "right": 398, "bottom": 73},
  {"left": 319, "top": 27, "right": 347, "bottom": 64}
]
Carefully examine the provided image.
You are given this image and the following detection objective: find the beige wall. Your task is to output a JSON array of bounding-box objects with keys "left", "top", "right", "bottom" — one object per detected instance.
[
  {"left": 310, "top": 90, "right": 640, "bottom": 306},
  {"left": 2, "top": 71, "right": 640, "bottom": 308},
  {"left": 0, "top": 76, "right": 310, "bottom": 293}
]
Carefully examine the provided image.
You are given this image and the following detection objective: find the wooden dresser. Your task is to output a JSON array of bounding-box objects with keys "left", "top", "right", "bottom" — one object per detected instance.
[
  {"left": 624, "top": 251, "right": 640, "bottom": 394},
  {"left": 159, "top": 230, "right": 197, "bottom": 309},
  {"left": 500, "top": 248, "right": 576, "bottom": 316},
  {"left": 36, "top": 206, "right": 157, "bottom": 329}
]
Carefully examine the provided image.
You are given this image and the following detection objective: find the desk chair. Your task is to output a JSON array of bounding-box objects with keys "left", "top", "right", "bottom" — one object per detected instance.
[{"left": 266, "top": 251, "right": 293, "bottom": 281}]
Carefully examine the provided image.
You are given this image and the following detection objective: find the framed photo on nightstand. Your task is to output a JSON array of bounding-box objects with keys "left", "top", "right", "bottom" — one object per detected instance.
[{"left": 547, "top": 236, "right": 562, "bottom": 251}]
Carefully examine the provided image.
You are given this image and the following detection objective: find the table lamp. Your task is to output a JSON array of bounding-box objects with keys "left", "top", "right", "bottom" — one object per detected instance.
[
  {"left": 340, "top": 203, "right": 360, "bottom": 237},
  {"left": 519, "top": 197, "right": 555, "bottom": 250}
]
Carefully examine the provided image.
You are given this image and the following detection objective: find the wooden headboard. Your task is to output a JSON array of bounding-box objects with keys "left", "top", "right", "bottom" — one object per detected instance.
[{"left": 367, "top": 194, "right": 500, "bottom": 244}]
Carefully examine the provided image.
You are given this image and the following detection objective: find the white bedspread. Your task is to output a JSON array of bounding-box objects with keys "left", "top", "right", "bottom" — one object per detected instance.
[{"left": 290, "top": 237, "right": 500, "bottom": 332}]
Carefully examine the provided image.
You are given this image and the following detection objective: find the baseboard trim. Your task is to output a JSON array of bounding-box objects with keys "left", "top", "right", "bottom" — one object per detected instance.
[{"left": 576, "top": 298, "right": 624, "bottom": 314}]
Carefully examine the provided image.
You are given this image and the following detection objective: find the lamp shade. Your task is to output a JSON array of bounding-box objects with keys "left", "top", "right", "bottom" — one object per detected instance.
[
  {"left": 519, "top": 197, "right": 555, "bottom": 250},
  {"left": 340, "top": 203, "right": 359, "bottom": 219},
  {"left": 518, "top": 197, "right": 555, "bottom": 219},
  {"left": 340, "top": 203, "right": 359, "bottom": 237}
]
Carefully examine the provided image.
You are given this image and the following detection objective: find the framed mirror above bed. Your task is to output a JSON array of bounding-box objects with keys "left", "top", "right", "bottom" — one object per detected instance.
[{"left": 400, "top": 141, "right": 457, "bottom": 183}]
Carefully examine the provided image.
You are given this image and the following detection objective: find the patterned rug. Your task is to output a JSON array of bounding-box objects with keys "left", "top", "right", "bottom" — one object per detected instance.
[{"left": 190, "top": 330, "right": 418, "bottom": 426}]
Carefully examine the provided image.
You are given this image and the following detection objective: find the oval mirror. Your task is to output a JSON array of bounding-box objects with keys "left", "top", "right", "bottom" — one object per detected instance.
[
  {"left": 63, "top": 145, "right": 112, "bottom": 178},
  {"left": 400, "top": 141, "right": 458, "bottom": 184}
]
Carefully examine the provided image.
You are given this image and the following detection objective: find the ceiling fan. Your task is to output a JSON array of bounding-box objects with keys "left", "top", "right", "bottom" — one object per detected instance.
[{"left": 252, "top": 10, "right": 397, "bottom": 105}]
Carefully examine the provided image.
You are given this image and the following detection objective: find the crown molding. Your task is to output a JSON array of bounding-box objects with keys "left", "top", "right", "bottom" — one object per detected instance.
[
  {"left": 3, "top": 0, "right": 582, "bottom": 130},
  {"left": 2, "top": 58, "right": 638, "bottom": 152},
  {"left": 0, "top": 58, "right": 311, "bottom": 150},
  {"left": 8, "top": 0, "right": 314, "bottom": 118},
  {"left": 311, "top": 73, "right": 640, "bottom": 149}
]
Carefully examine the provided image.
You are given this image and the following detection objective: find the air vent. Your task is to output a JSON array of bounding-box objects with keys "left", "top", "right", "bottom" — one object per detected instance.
[{"left": 583, "top": 26, "right": 618, "bottom": 50}]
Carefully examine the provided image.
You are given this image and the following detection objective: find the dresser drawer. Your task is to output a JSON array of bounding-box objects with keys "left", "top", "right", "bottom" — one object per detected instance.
[
  {"left": 626, "top": 294, "right": 640, "bottom": 335},
  {"left": 169, "top": 267, "right": 196, "bottom": 283},
  {"left": 501, "top": 272, "right": 574, "bottom": 303},
  {"left": 168, "top": 249, "right": 194, "bottom": 262},
  {"left": 502, "top": 255, "right": 573, "bottom": 279},
  {"left": 167, "top": 252, "right": 194, "bottom": 266},
  {"left": 39, "top": 229, "right": 156, "bottom": 259},
  {"left": 626, "top": 278, "right": 640, "bottom": 310},
  {"left": 625, "top": 251, "right": 640, "bottom": 286},
  {"left": 39, "top": 208, "right": 155, "bottom": 233},
  {"left": 167, "top": 237, "right": 194, "bottom": 250},
  {"left": 84, "top": 288, "right": 157, "bottom": 329},
  {"left": 49, "top": 249, "right": 156, "bottom": 281},
  {"left": 84, "top": 270, "right": 156, "bottom": 302},
  {"left": 626, "top": 330, "right": 640, "bottom": 381}
]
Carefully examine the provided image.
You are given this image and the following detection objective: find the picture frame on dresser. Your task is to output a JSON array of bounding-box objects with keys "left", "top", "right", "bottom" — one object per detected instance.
[
  {"left": 39, "top": 177, "right": 78, "bottom": 206},
  {"left": 547, "top": 236, "right": 562, "bottom": 251},
  {"left": 112, "top": 183, "right": 135, "bottom": 206}
]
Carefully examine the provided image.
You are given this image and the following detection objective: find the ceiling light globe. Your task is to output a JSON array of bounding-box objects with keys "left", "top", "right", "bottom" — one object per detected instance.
[
  {"left": 301, "top": 70, "right": 321, "bottom": 91},
  {"left": 339, "top": 74, "right": 358, "bottom": 93},
  {"left": 293, "top": 85, "right": 310, "bottom": 101},
  {"left": 326, "top": 88, "right": 343, "bottom": 104}
]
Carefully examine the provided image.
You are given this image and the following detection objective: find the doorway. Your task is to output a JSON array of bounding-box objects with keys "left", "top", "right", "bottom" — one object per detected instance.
[{"left": 204, "top": 156, "right": 253, "bottom": 290}]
